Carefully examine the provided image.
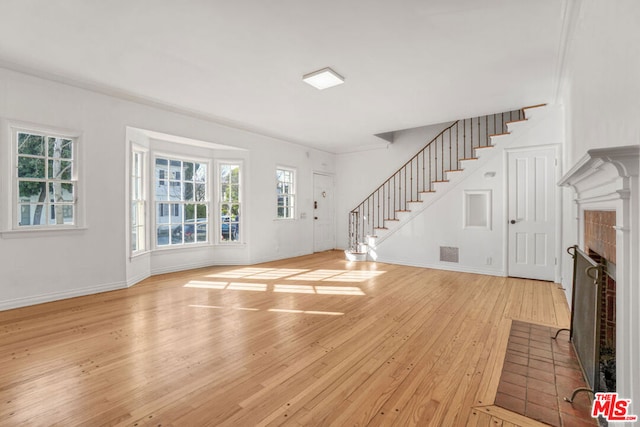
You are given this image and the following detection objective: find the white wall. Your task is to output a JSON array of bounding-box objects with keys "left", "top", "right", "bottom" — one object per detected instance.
[
  {"left": 0, "top": 67, "right": 334, "bottom": 310},
  {"left": 372, "top": 107, "right": 563, "bottom": 275}
]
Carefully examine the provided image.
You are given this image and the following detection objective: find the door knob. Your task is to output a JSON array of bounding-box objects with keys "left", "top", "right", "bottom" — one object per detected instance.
[{"left": 510, "top": 220, "right": 516, "bottom": 224}]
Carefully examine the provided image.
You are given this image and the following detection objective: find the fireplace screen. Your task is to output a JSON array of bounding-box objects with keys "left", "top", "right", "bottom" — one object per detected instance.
[{"left": 567, "top": 245, "right": 605, "bottom": 393}]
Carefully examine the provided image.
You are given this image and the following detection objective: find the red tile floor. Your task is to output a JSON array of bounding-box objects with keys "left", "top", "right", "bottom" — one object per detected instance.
[{"left": 494, "top": 320, "right": 598, "bottom": 426}]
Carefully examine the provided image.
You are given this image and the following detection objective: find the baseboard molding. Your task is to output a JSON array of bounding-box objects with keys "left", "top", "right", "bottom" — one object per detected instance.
[
  {"left": 377, "top": 256, "right": 506, "bottom": 277},
  {"left": 0, "top": 281, "right": 127, "bottom": 312},
  {"left": 249, "top": 250, "right": 312, "bottom": 265},
  {"left": 150, "top": 259, "right": 229, "bottom": 276},
  {"left": 126, "top": 272, "right": 151, "bottom": 288}
]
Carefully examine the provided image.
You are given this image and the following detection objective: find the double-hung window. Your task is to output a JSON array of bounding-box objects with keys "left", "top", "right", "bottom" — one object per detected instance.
[
  {"left": 15, "top": 129, "right": 78, "bottom": 227},
  {"left": 155, "top": 157, "right": 208, "bottom": 246},
  {"left": 131, "top": 148, "right": 146, "bottom": 252},
  {"left": 276, "top": 167, "right": 295, "bottom": 219},
  {"left": 219, "top": 162, "right": 241, "bottom": 243}
]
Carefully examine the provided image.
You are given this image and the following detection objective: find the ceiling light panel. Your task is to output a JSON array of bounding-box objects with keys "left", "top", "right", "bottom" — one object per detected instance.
[{"left": 302, "top": 67, "right": 345, "bottom": 90}]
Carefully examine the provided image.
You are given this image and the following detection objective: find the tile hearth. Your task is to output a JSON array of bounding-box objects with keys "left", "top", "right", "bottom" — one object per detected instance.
[{"left": 494, "top": 320, "right": 597, "bottom": 427}]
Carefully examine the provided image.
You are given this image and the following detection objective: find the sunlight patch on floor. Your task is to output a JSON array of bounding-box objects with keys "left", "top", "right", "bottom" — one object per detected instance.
[{"left": 189, "top": 305, "right": 343, "bottom": 316}]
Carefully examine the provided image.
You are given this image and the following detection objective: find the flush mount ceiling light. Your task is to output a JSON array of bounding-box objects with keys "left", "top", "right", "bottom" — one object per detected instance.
[{"left": 302, "top": 67, "right": 345, "bottom": 90}]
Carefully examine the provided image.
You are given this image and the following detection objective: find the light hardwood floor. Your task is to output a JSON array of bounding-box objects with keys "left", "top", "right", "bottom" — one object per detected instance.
[{"left": 0, "top": 251, "right": 570, "bottom": 426}]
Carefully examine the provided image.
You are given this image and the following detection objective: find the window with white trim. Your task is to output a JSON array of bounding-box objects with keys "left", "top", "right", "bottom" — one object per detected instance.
[
  {"left": 154, "top": 156, "right": 208, "bottom": 246},
  {"left": 131, "top": 148, "right": 146, "bottom": 252},
  {"left": 276, "top": 167, "right": 295, "bottom": 219},
  {"left": 14, "top": 129, "right": 78, "bottom": 227},
  {"left": 219, "top": 162, "right": 241, "bottom": 243}
]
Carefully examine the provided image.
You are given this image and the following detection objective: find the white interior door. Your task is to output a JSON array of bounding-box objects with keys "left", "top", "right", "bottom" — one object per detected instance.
[
  {"left": 313, "top": 173, "right": 335, "bottom": 252},
  {"left": 507, "top": 147, "right": 556, "bottom": 281}
]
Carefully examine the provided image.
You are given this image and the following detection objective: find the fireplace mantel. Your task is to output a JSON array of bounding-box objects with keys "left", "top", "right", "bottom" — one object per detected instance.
[
  {"left": 559, "top": 144, "right": 639, "bottom": 419},
  {"left": 559, "top": 145, "right": 639, "bottom": 205}
]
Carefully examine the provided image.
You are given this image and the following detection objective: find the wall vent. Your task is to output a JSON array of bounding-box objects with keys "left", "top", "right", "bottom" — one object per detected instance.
[{"left": 440, "top": 246, "right": 459, "bottom": 263}]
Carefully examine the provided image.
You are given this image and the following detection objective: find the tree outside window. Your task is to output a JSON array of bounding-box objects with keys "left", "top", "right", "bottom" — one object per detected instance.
[
  {"left": 17, "top": 131, "right": 76, "bottom": 227},
  {"left": 220, "top": 163, "right": 240, "bottom": 242}
]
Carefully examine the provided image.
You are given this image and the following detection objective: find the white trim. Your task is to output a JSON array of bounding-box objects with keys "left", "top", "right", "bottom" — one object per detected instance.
[
  {"left": 0, "top": 281, "right": 126, "bottom": 312},
  {"left": 463, "top": 189, "right": 492, "bottom": 230},
  {"left": 7, "top": 121, "right": 85, "bottom": 232},
  {"left": 376, "top": 256, "right": 506, "bottom": 277},
  {"left": 216, "top": 159, "right": 244, "bottom": 244}
]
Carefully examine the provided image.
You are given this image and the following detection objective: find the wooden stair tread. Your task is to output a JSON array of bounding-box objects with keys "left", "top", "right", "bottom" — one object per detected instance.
[
  {"left": 384, "top": 218, "right": 400, "bottom": 221},
  {"left": 505, "top": 118, "right": 527, "bottom": 125},
  {"left": 445, "top": 169, "right": 464, "bottom": 173},
  {"left": 488, "top": 132, "right": 510, "bottom": 137},
  {"left": 522, "top": 103, "right": 547, "bottom": 111},
  {"left": 395, "top": 210, "right": 411, "bottom": 213},
  {"left": 459, "top": 157, "right": 478, "bottom": 161},
  {"left": 474, "top": 145, "right": 494, "bottom": 150}
]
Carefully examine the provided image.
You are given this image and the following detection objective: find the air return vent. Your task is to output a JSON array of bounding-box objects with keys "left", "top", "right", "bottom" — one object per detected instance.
[{"left": 440, "top": 246, "right": 459, "bottom": 263}]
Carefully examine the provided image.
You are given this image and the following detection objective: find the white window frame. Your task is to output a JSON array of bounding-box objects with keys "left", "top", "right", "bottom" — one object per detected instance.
[
  {"left": 131, "top": 145, "right": 148, "bottom": 255},
  {"left": 152, "top": 153, "right": 210, "bottom": 249},
  {"left": 9, "top": 122, "right": 83, "bottom": 231},
  {"left": 217, "top": 160, "right": 243, "bottom": 244},
  {"left": 276, "top": 166, "right": 296, "bottom": 220}
]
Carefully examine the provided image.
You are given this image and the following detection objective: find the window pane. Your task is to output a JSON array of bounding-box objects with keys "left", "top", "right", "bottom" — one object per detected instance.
[
  {"left": 157, "top": 225, "right": 170, "bottom": 246},
  {"left": 185, "top": 204, "right": 196, "bottom": 221},
  {"left": 196, "top": 204, "right": 207, "bottom": 220},
  {"left": 131, "top": 228, "right": 138, "bottom": 252},
  {"left": 230, "top": 165, "right": 239, "bottom": 184},
  {"left": 18, "top": 133, "right": 44, "bottom": 156},
  {"left": 49, "top": 204, "right": 74, "bottom": 225},
  {"left": 170, "top": 160, "right": 181, "bottom": 180},
  {"left": 184, "top": 162, "right": 194, "bottom": 181},
  {"left": 194, "top": 184, "right": 205, "bottom": 201},
  {"left": 19, "top": 181, "right": 45, "bottom": 201},
  {"left": 157, "top": 203, "right": 170, "bottom": 223},
  {"left": 171, "top": 203, "right": 183, "bottom": 221},
  {"left": 19, "top": 204, "right": 48, "bottom": 226},
  {"left": 48, "top": 160, "right": 72, "bottom": 180},
  {"left": 156, "top": 180, "right": 167, "bottom": 199},
  {"left": 47, "top": 138, "right": 73, "bottom": 159},
  {"left": 220, "top": 165, "right": 230, "bottom": 184},
  {"left": 171, "top": 224, "right": 183, "bottom": 244},
  {"left": 184, "top": 183, "right": 194, "bottom": 201},
  {"left": 49, "top": 182, "right": 74, "bottom": 202},
  {"left": 132, "top": 203, "right": 138, "bottom": 227},
  {"left": 196, "top": 224, "right": 207, "bottom": 242},
  {"left": 169, "top": 182, "right": 182, "bottom": 200},
  {"left": 18, "top": 157, "right": 45, "bottom": 178},
  {"left": 195, "top": 163, "right": 206, "bottom": 182}
]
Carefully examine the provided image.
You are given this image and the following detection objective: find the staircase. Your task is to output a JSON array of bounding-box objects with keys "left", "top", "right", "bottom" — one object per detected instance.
[{"left": 345, "top": 106, "right": 542, "bottom": 261}]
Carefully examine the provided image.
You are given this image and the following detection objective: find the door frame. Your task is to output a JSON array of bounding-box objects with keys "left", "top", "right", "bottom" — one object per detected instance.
[
  {"left": 312, "top": 171, "right": 335, "bottom": 252},
  {"left": 503, "top": 144, "right": 562, "bottom": 282}
]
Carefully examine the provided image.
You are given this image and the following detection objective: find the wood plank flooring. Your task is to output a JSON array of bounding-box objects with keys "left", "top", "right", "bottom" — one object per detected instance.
[{"left": 0, "top": 251, "right": 570, "bottom": 426}]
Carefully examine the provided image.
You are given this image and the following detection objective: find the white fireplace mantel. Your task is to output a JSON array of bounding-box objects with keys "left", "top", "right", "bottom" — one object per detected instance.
[{"left": 559, "top": 144, "right": 639, "bottom": 419}]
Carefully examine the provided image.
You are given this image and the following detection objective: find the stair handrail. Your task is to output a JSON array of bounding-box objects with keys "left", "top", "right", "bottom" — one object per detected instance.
[{"left": 348, "top": 108, "right": 524, "bottom": 251}]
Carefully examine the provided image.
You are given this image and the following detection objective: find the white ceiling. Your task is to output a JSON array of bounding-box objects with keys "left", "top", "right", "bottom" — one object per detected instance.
[{"left": 0, "top": 0, "right": 565, "bottom": 153}]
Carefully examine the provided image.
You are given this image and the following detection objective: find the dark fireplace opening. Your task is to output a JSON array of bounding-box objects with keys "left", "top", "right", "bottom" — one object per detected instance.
[{"left": 585, "top": 210, "right": 617, "bottom": 394}]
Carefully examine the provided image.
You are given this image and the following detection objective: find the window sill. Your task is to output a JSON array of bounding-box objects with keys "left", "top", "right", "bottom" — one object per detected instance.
[
  {"left": 1, "top": 226, "right": 88, "bottom": 239},
  {"left": 152, "top": 242, "right": 213, "bottom": 252}
]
